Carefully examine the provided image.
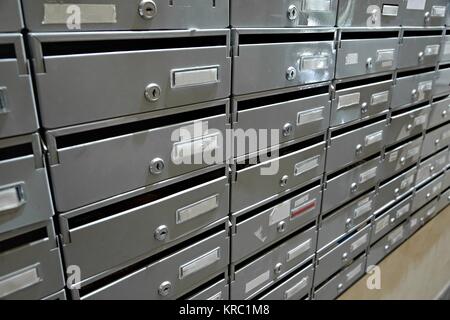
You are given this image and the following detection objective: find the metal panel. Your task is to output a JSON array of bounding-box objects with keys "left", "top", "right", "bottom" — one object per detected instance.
[
  {"left": 413, "top": 174, "right": 444, "bottom": 211},
  {"left": 0, "top": 0, "right": 23, "bottom": 32},
  {"left": 434, "top": 67, "right": 450, "bottom": 97},
  {"left": 437, "top": 188, "right": 450, "bottom": 212},
  {"left": 376, "top": 167, "right": 417, "bottom": 212},
  {"left": 391, "top": 71, "right": 436, "bottom": 110},
  {"left": 421, "top": 123, "right": 450, "bottom": 157},
  {"left": 398, "top": 33, "right": 443, "bottom": 70},
  {"left": 337, "top": 0, "right": 402, "bottom": 27},
  {"left": 30, "top": 30, "right": 231, "bottom": 128},
  {"left": 187, "top": 279, "right": 229, "bottom": 300},
  {"left": 233, "top": 29, "right": 336, "bottom": 95},
  {"left": 367, "top": 222, "right": 408, "bottom": 267},
  {"left": 442, "top": 35, "right": 450, "bottom": 63},
  {"left": 429, "top": 96, "right": 450, "bottom": 129},
  {"left": 232, "top": 183, "right": 321, "bottom": 263},
  {"left": 416, "top": 148, "right": 448, "bottom": 185},
  {"left": 22, "top": 0, "right": 229, "bottom": 31},
  {"left": 401, "top": 0, "right": 447, "bottom": 27},
  {"left": 408, "top": 198, "right": 439, "bottom": 235},
  {"left": 231, "top": 226, "right": 316, "bottom": 300},
  {"left": 231, "top": 0, "right": 338, "bottom": 28}
]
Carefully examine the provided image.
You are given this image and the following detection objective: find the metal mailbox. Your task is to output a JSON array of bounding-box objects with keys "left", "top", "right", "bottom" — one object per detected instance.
[
  {"left": 232, "top": 28, "right": 336, "bottom": 95},
  {"left": 331, "top": 74, "right": 392, "bottom": 127},
  {"left": 259, "top": 264, "right": 314, "bottom": 300},
  {"left": 337, "top": 0, "right": 402, "bottom": 28},
  {"left": 386, "top": 104, "right": 431, "bottom": 146},
  {"left": 231, "top": 136, "right": 326, "bottom": 214},
  {"left": 413, "top": 174, "right": 444, "bottom": 211},
  {"left": 0, "top": 222, "right": 64, "bottom": 300},
  {"left": 231, "top": 226, "right": 316, "bottom": 300},
  {"left": 187, "top": 279, "right": 229, "bottom": 300},
  {"left": 0, "top": 0, "right": 23, "bottom": 32},
  {"left": 371, "top": 195, "right": 413, "bottom": 244},
  {"left": 60, "top": 171, "right": 229, "bottom": 282},
  {"left": 232, "top": 85, "right": 331, "bottom": 157},
  {"left": 391, "top": 69, "right": 436, "bottom": 110},
  {"left": 0, "top": 134, "right": 54, "bottom": 236},
  {"left": 314, "top": 254, "right": 367, "bottom": 300},
  {"left": 327, "top": 117, "right": 387, "bottom": 173},
  {"left": 408, "top": 198, "right": 438, "bottom": 235},
  {"left": 422, "top": 122, "right": 450, "bottom": 158},
  {"left": 437, "top": 188, "right": 450, "bottom": 212},
  {"left": 381, "top": 136, "right": 423, "bottom": 180},
  {"left": 367, "top": 222, "right": 407, "bottom": 267},
  {"left": 232, "top": 180, "right": 321, "bottom": 263},
  {"left": 336, "top": 30, "right": 399, "bottom": 79},
  {"left": 318, "top": 191, "right": 376, "bottom": 252},
  {"left": 231, "top": 0, "right": 338, "bottom": 28},
  {"left": 323, "top": 156, "right": 382, "bottom": 214},
  {"left": 315, "top": 225, "right": 370, "bottom": 286},
  {"left": 416, "top": 148, "right": 448, "bottom": 185},
  {"left": 429, "top": 96, "right": 450, "bottom": 129},
  {"left": 46, "top": 101, "right": 229, "bottom": 212},
  {"left": 0, "top": 34, "right": 39, "bottom": 139},
  {"left": 22, "top": 0, "right": 229, "bottom": 31},
  {"left": 398, "top": 29, "right": 443, "bottom": 70},
  {"left": 29, "top": 30, "right": 231, "bottom": 129},
  {"left": 434, "top": 65, "right": 450, "bottom": 97},
  {"left": 400, "top": 0, "right": 447, "bottom": 27},
  {"left": 76, "top": 225, "right": 229, "bottom": 300}
]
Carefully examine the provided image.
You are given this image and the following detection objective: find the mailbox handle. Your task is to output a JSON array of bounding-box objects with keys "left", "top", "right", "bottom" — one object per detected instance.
[{"left": 0, "top": 184, "right": 26, "bottom": 215}]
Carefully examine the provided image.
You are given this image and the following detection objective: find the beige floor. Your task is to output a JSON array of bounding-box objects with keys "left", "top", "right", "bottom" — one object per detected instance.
[{"left": 340, "top": 206, "right": 450, "bottom": 300}]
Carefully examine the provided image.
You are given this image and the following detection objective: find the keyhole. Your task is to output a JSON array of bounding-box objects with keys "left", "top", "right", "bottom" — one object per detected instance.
[
  {"left": 156, "top": 162, "right": 163, "bottom": 171},
  {"left": 152, "top": 88, "right": 158, "bottom": 98}
]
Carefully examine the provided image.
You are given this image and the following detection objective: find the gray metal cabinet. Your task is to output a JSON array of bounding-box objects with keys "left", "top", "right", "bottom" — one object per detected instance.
[
  {"left": 422, "top": 123, "right": 450, "bottom": 158},
  {"left": 367, "top": 222, "right": 407, "bottom": 267},
  {"left": 0, "top": 221, "right": 64, "bottom": 300},
  {"left": 22, "top": 0, "right": 229, "bottom": 31},
  {"left": 400, "top": 0, "right": 447, "bottom": 27},
  {"left": 231, "top": 0, "right": 338, "bottom": 28},
  {"left": 381, "top": 136, "right": 423, "bottom": 180},
  {"left": 0, "top": 0, "right": 23, "bottom": 32},
  {"left": 0, "top": 134, "right": 54, "bottom": 236},
  {"left": 231, "top": 226, "right": 316, "bottom": 300},
  {"left": 376, "top": 167, "right": 417, "bottom": 212},
  {"left": 76, "top": 226, "right": 230, "bottom": 300},
  {"left": 0, "top": 34, "right": 38, "bottom": 139},
  {"left": 232, "top": 85, "right": 331, "bottom": 157},
  {"left": 434, "top": 66, "right": 450, "bottom": 97},
  {"left": 429, "top": 96, "right": 450, "bottom": 129},
  {"left": 46, "top": 101, "right": 229, "bottom": 212},
  {"left": 413, "top": 174, "right": 444, "bottom": 211},
  {"left": 408, "top": 198, "right": 439, "bottom": 235},
  {"left": 187, "top": 279, "right": 229, "bottom": 300},
  {"left": 336, "top": 31, "right": 399, "bottom": 79},
  {"left": 29, "top": 30, "right": 231, "bottom": 129},
  {"left": 337, "top": 0, "right": 402, "bottom": 27},
  {"left": 331, "top": 75, "right": 392, "bottom": 127},
  {"left": 392, "top": 70, "right": 436, "bottom": 110},
  {"left": 398, "top": 29, "right": 443, "bottom": 70},
  {"left": 318, "top": 191, "right": 376, "bottom": 252},
  {"left": 232, "top": 181, "right": 321, "bottom": 263},
  {"left": 232, "top": 28, "right": 336, "bottom": 96},
  {"left": 416, "top": 148, "right": 448, "bottom": 185},
  {"left": 259, "top": 264, "right": 314, "bottom": 300}
]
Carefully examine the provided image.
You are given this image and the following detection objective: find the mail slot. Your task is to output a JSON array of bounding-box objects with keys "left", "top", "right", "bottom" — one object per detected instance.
[
  {"left": 233, "top": 85, "right": 331, "bottom": 157},
  {"left": 381, "top": 136, "right": 423, "bottom": 180},
  {"left": 371, "top": 195, "right": 413, "bottom": 244},
  {"left": 315, "top": 224, "right": 370, "bottom": 286},
  {"left": 327, "top": 116, "right": 387, "bottom": 173},
  {"left": 318, "top": 191, "right": 376, "bottom": 252},
  {"left": 60, "top": 170, "right": 229, "bottom": 282},
  {"left": 323, "top": 156, "right": 382, "bottom": 214},
  {"left": 74, "top": 225, "right": 229, "bottom": 300},
  {"left": 231, "top": 226, "right": 316, "bottom": 300},
  {"left": 331, "top": 74, "right": 392, "bottom": 127},
  {"left": 398, "top": 29, "right": 443, "bottom": 70},
  {"left": 368, "top": 222, "right": 407, "bottom": 267},
  {"left": 434, "top": 65, "right": 450, "bottom": 97},
  {"left": 314, "top": 254, "right": 366, "bottom": 300},
  {"left": 416, "top": 148, "right": 448, "bottom": 185},
  {"left": 408, "top": 199, "right": 438, "bottom": 235},
  {"left": 0, "top": 221, "right": 64, "bottom": 300},
  {"left": 46, "top": 101, "right": 228, "bottom": 213},
  {"left": 413, "top": 174, "right": 444, "bottom": 211},
  {"left": 391, "top": 69, "right": 436, "bottom": 110},
  {"left": 231, "top": 135, "right": 326, "bottom": 215},
  {"left": 29, "top": 30, "right": 231, "bottom": 128},
  {"left": 437, "top": 188, "right": 450, "bottom": 212},
  {"left": 187, "top": 278, "right": 229, "bottom": 300},
  {"left": 232, "top": 180, "right": 321, "bottom": 263},
  {"left": 0, "top": 0, "right": 23, "bottom": 32},
  {"left": 0, "top": 134, "right": 54, "bottom": 236},
  {"left": 386, "top": 104, "right": 431, "bottom": 146},
  {"left": 401, "top": 0, "right": 447, "bottom": 27},
  {"left": 0, "top": 34, "right": 39, "bottom": 139},
  {"left": 259, "top": 264, "right": 314, "bottom": 300},
  {"left": 337, "top": 0, "right": 402, "bottom": 27},
  {"left": 22, "top": 0, "right": 229, "bottom": 31},
  {"left": 232, "top": 28, "right": 335, "bottom": 95},
  {"left": 442, "top": 34, "right": 450, "bottom": 63},
  {"left": 376, "top": 166, "right": 417, "bottom": 212},
  {"left": 336, "top": 30, "right": 399, "bottom": 79},
  {"left": 429, "top": 96, "right": 450, "bottom": 129},
  {"left": 231, "top": 0, "right": 338, "bottom": 28},
  {"left": 422, "top": 122, "right": 450, "bottom": 157}
]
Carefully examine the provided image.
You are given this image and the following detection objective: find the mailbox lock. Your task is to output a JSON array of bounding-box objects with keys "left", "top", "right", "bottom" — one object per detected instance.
[
  {"left": 400, "top": 157, "right": 406, "bottom": 165},
  {"left": 420, "top": 217, "right": 425, "bottom": 225},
  {"left": 342, "top": 252, "right": 349, "bottom": 263},
  {"left": 287, "top": 5, "right": 299, "bottom": 21},
  {"left": 430, "top": 166, "right": 435, "bottom": 172},
  {"left": 390, "top": 217, "right": 396, "bottom": 224},
  {"left": 406, "top": 124, "right": 413, "bottom": 131},
  {"left": 442, "top": 110, "right": 448, "bottom": 118},
  {"left": 355, "top": 144, "right": 363, "bottom": 155},
  {"left": 280, "top": 175, "right": 289, "bottom": 187},
  {"left": 149, "top": 158, "right": 165, "bottom": 175},
  {"left": 274, "top": 263, "right": 283, "bottom": 275},
  {"left": 350, "top": 183, "right": 358, "bottom": 193},
  {"left": 384, "top": 244, "right": 390, "bottom": 252},
  {"left": 366, "top": 57, "right": 373, "bottom": 69},
  {"left": 282, "top": 123, "right": 294, "bottom": 137},
  {"left": 447, "top": 195, "right": 450, "bottom": 202},
  {"left": 277, "top": 221, "right": 287, "bottom": 234},
  {"left": 158, "top": 281, "right": 172, "bottom": 297},
  {"left": 424, "top": 11, "right": 431, "bottom": 24},
  {"left": 394, "top": 188, "right": 400, "bottom": 196},
  {"left": 418, "top": 51, "right": 424, "bottom": 62},
  {"left": 286, "top": 67, "right": 297, "bottom": 81},
  {"left": 435, "top": 139, "right": 440, "bottom": 146},
  {"left": 426, "top": 192, "right": 431, "bottom": 199},
  {"left": 154, "top": 225, "right": 169, "bottom": 241},
  {"left": 361, "top": 102, "right": 368, "bottom": 114},
  {"left": 139, "top": 0, "right": 158, "bottom": 19},
  {"left": 337, "top": 283, "right": 344, "bottom": 292},
  {"left": 345, "top": 218, "right": 352, "bottom": 229},
  {"left": 411, "top": 89, "right": 419, "bottom": 100},
  {"left": 145, "top": 83, "right": 161, "bottom": 102}
]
